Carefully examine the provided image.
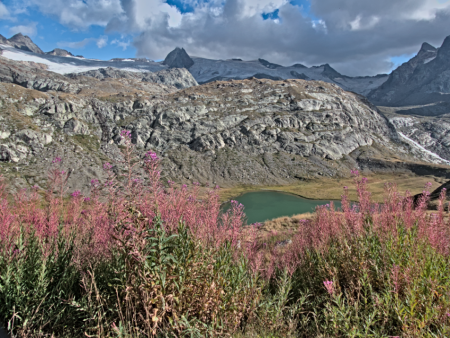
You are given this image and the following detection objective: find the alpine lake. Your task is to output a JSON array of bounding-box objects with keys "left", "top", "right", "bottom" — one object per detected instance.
[{"left": 221, "top": 190, "right": 341, "bottom": 224}]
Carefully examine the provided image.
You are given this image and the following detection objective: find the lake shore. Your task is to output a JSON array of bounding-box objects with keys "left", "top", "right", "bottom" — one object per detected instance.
[{"left": 217, "top": 172, "right": 445, "bottom": 203}]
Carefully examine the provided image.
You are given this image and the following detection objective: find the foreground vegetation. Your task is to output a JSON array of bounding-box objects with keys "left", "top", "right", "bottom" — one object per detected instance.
[{"left": 1, "top": 131, "right": 450, "bottom": 337}]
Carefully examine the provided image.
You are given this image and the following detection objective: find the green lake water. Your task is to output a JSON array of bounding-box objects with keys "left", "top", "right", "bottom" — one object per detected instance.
[{"left": 222, "top": 191, "right": 341, "bottom": 224}]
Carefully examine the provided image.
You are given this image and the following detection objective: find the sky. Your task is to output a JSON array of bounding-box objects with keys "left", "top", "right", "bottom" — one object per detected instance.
[{"left": 0, "top": 0, "right": 449, "bottom": 76}]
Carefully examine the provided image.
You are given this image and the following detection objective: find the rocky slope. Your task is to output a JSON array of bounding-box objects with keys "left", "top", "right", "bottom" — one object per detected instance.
[
  {"left": 369, "top": 36, "right": 450, "bottom": 106},
  {"left": 381, "top": 107, "right": 450, "bottom": 164},
  {"left": 66, "top": 67, "right": 198, "bottom": 89},
  {"left": 1, "top": 53, "right": 449, "bottom": 194}
]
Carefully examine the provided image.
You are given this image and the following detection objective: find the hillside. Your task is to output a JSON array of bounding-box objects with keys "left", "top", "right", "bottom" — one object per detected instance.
[{"left": 1, "top": 54, "right": 449, "bottom": 194}]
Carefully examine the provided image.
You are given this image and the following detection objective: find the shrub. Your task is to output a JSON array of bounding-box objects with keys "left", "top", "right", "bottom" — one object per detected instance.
[
  {"left": 245, "top": 172, "right": 450, "bottom": 337},
  {"left": 0, "top": 131, "right": 259, "bottom": 337}
]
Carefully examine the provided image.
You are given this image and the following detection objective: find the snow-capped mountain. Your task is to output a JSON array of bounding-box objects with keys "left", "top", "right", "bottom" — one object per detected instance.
[
  {"left": 0, "top": 41, "right": 166, "bottom": 75},
  {"left": 1, "top": 32, "right": 450, "bottom": 103},
  {"left": 0, "top": 33, "right": 44, "bottom": 54},
  {"left": 188, "top": 56, "right": 388, "bottom": 96},
  {"left": 0, "top": 35, "right": 388, "bottom": 97}
]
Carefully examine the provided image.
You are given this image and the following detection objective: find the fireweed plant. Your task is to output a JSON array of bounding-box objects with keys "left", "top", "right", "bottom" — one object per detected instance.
[{"left": 0, "top": 130, "right": 448, "bottom": 337}]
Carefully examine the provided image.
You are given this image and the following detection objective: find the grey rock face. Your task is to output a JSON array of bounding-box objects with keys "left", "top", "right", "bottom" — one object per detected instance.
[
  {"left": 6, "top": 33, "right": 44, "bottom": 54},
  {"left": 66, "top": 67, "right": 198, "bottom": 89},
  {"left": 46, "top": 48, "right": 74, "bottom": 57},
  {"left": 0, "top": 57, "right": 193, "bottom": 94},
  {"left": 369, "top": 36, "right": 450, "bottom": 106},
  {"left": 259, "top": 59, "right": 283, "bottom": 69},
  {"left": 63, "top": 118, "right": 90, "bottom": 135},
  {"left": 163, "top": 47, "right": 195, "bottom": 69},
  {"left": 0, "top": 34, "right": 7, "bottom": 44},
  {"left": 382, "top": 107, "right": 450, "bottom": 163}
]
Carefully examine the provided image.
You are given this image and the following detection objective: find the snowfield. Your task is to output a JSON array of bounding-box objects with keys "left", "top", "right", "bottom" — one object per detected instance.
[{"left": 0, "top": 44, "right": 167, "bottom": 74}]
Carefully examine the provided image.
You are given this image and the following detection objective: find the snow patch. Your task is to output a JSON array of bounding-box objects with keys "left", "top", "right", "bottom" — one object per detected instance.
[
  {"left": 399, "top": 132, "right": 450, "bottom": 165},
  {"left": 0, "top": 44, "right": 166, "bottom": 75},
  {"left": 424, "top": 57, "right": 436, "bottom": 64}
]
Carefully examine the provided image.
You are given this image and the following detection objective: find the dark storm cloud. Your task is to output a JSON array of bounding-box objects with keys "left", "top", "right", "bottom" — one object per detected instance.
[
  {"left": 9, "top": 0, "right": 450, "bottom": 76},
  {"left": 128, "top": 0, "right": 450, "bottom": 75}
]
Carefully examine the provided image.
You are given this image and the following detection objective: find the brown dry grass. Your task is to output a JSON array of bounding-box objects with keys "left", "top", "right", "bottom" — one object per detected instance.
[{"left": 218, "top": 173, "right": 444, "bottom": 203}]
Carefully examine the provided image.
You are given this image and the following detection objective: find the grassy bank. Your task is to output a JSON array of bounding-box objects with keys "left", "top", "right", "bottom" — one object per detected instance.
[
  {"left": 1, "top": 131, "right": 450, "bottom": 337},
  {"left": 218, "top": 173, "right": 444, "bottom": 202}
]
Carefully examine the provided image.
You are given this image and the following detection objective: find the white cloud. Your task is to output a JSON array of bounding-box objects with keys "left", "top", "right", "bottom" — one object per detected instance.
[
  {"left": 11, "top": 0, "right": 450, "bottom": 76},
  {"left": 8, "top": 22, "right": 38, "bottom": 36},
  {"left": 0, "top": 2, "right": 10, "bottom": 18},
  {"left": 21, "top": 0, "right": 124, "bottom": 29},
  {"left": 58, "top": 38, "right": 93, "bottom": 49},
  {"left": 96, "top": 35, "right": 108, "bottom": 48},
  {"left": 58, "top": 36, "right": 109, "bottom": 49},
  {"left": 112, "top": 38, "right": 130, "bottom": 50},
  {"left": 128, "top": 0, "right": 450, "bottom": 76}
]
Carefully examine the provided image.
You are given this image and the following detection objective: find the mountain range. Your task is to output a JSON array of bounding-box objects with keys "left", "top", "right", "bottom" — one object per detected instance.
[{"left": 1, "top": 32, "right": 450, "bottom": 194}]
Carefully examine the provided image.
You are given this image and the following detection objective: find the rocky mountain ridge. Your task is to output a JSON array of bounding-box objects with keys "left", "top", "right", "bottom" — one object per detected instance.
[
  {"left": 46, "top": 48, "right": 76, "bottom": 57},
  {"left": 0, "top": 33, "right": 387, "bottom": 97},
  {"left": 2, "top": 32, "right": 450, "bottom": 108},
  {"left": 0, "top": 56, "right": 197, "bottom": 94},
  {"left": 66, "top": 67, "right": 198, "bottom": 89},
  {"left": 0, "top": 33, "right": 44, "bottom": 54},
  {"left": 369, "top": 37, "right": 450, "bottom": 106}
]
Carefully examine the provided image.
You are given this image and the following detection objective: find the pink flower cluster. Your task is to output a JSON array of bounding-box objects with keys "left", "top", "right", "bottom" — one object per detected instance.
[{"left": 323, "top": 281, "right": 334, "bottom": 295}]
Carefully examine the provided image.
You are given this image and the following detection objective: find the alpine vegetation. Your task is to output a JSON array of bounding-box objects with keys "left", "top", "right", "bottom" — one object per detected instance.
[{"left": 1, "top": 131, "right": 450, "bottom": 337}]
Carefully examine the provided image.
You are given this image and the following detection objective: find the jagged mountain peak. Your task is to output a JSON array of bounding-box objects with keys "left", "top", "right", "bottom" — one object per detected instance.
[
  {"left": 419, "top": 42, "right": 437, "bottom": 54},
  {"left": 5, "top": 33, "right": 44, "bottom": 54},
  {"left": 368, "top": 35, "right": 450, "bottom": 106},
  {"left": 437, "top": 35, "right": 450, "bottom": 59},
  {"left": 321, "top": 64, "right": 344, "bottom": 79},
  {"left": 163, "top": 47, "right": 194, "bottom": 69},
  {"left": 258, "top": 58, "right": 283, "bottom": 69}
]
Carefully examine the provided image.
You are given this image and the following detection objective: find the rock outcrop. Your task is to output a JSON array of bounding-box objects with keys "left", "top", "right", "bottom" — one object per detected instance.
[
  {"left": 163, "top": 47, "right": 195, "bottom": 69},
  {"left": 381, "top": 106, "right": 450, "bottom": 163},
  {"left": 46, "top": 48, "right": 74, "bottom": 57},
  {"left": 67, "top": 67, "right": 198, "bottom": 89},
  {"left": 0, "top": 34, "right": 7, "bottom": 44}
]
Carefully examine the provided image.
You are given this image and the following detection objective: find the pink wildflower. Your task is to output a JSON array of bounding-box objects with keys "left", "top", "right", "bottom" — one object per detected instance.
[
  {"left": 71, "top": 190, "right": 81, "bottom": 198},
  {"left": 323, "top": 280, "right": 334, "bottom": 295},
  {"left": 120, "top": 130, "right": 132, "bottom": 139},
  {"left": 145, "top": 151, "right": 159, "bottom": 161}
]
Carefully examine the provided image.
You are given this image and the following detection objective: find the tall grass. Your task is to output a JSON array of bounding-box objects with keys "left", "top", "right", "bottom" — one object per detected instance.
[{"left": 1, "top": 130, "right": 450, "bottom": 337}]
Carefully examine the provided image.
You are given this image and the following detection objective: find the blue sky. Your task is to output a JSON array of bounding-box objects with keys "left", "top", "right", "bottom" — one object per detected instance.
[
  {"left": 0, "top": 3, "right": 137, "bottom": 59},
  {"left": 0, "top": 0, "right": 449, "bottom": 75}
]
